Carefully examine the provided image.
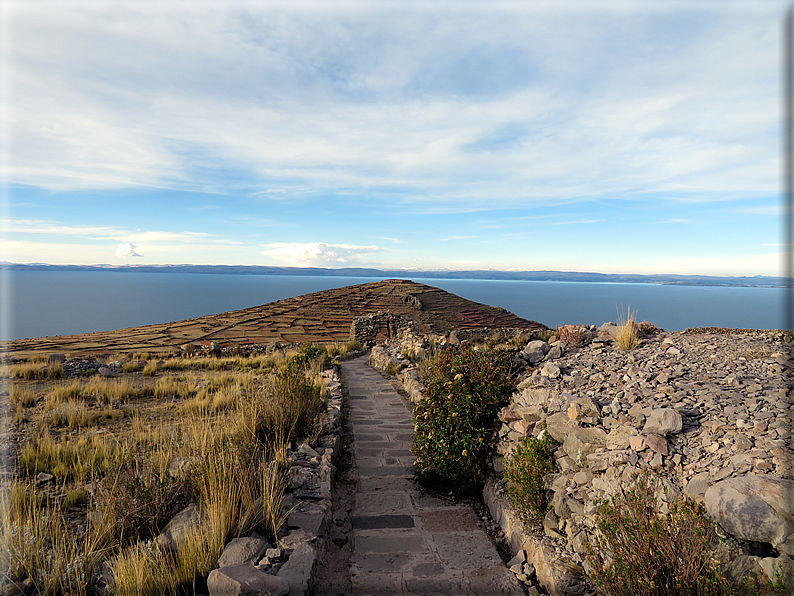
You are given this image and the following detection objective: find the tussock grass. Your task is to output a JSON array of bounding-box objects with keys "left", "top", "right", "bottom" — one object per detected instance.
[
  {"left": 158, "top": 358, "right": 192, "bottom": 371},
  {"left": 5, "top": 344, "right": 329, "bottom": 594},
  {"left": 47, "top": 401, "right": 97, "bottom": 430},
  {"left": 48, "top": 381, "right": 83, "bottom": 404},
  {"left": 121, "top": 361, "right": 141, "bottom": 373},
  {"left": 82, "top": 376, "right": 152, "bottom": 403},
  {"left": 10, "top": 387, "right": 37, "bottom": 408},
  {"left": 615, "top": 305, "right": 640, "bottom": 351},
  {"left": 153, "top": 376, "right": 198, "bottom": 400},
  {"left": 142, "top": 361, "right": 158, "bottom": 376},
  {"left": 19, "top": 433, "right": 121, "bottom": 481},
  {"left": 1, "top": 482, "right": 109, "bottom": 595},
  {"left": 10, "top": 362, "right": 46, "bottom": 380}
]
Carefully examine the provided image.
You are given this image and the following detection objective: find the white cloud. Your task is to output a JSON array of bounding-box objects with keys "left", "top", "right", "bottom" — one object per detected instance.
[
  {"left": 115, "top": 242, "right": 141, "bottom": 257},
  {"left": 2, "top": 3, "right": 781, "bottom": 208},
  {"left": 261, "top": 242, "right": 386, "bottom": 267}
]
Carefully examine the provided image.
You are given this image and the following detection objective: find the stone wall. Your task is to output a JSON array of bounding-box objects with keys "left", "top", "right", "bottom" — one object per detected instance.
[{"left": 349, "top": 311, "right": 417, "bottom": 348}]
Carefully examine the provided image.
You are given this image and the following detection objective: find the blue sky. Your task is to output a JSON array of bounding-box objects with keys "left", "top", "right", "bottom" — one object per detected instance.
[{"left": 0, "top": 0, "right": 786, "bottom": 276}]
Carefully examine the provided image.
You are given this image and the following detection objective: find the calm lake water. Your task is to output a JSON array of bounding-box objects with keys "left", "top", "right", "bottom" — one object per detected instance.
[{"left": 0, "top": 270, "right": 785, "bottom": 341}]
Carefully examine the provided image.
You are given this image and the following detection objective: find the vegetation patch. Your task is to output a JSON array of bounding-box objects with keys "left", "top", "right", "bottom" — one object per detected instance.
[
  {"left": 586, "top": 471, "right": 734, "bottom": 595},
  {"left": 2, "top": 341, "right": 342, "bottom": 594},
  {"left": 503, "top": 432, "right": 557, "bottom": 518},
  {"left": 412, "top": 344, "right": 519, "bottom": 496},
  {"left": 615, "top": 305, "right": 640, "bottom": 351}
]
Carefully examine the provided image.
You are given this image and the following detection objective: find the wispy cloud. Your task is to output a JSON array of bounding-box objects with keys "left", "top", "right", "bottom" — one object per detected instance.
[{"left": 5, "top": 3, "right": 778, "bottom": 208}]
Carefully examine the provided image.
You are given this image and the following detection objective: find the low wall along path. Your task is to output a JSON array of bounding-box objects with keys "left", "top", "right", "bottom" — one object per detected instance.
[{"left": 340, "top": 356, "right": 524, "bottom": 595}]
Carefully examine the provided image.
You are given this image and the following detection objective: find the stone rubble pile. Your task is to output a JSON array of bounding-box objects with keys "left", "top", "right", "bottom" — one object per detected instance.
[{"left": 369, "top": 322, "right": 794, "bottom": 596}]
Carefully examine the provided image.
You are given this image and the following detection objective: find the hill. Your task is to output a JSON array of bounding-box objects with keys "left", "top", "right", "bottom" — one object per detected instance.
[{"left": 4, "top": 279, "right": 546, "bottom": 358}]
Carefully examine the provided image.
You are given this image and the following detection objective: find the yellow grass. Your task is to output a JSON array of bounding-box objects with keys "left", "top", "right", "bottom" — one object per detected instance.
[{"left": 615, "top": 305, "right": 640, "bottom": 351}]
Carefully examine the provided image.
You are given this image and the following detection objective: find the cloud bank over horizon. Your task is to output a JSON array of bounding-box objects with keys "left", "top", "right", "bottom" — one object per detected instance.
[{"left": 0, "top": 1, "right": 785, "bottom": 276}]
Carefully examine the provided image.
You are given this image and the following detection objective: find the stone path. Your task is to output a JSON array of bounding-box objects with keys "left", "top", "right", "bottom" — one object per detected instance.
[{"left": 340, "top": 356, "right": 524, "bottom": 596}]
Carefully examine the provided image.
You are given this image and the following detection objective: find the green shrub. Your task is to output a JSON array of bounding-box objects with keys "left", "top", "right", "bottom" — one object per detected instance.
[
  {"left": 586, "top": 471, "right": 732, "bottom": 596},
  {"left": 412, "top": 345, "right": 519, "bottom": 495},
  {"left": 504, "top": 432, "right": 557, "bottom": 517}
]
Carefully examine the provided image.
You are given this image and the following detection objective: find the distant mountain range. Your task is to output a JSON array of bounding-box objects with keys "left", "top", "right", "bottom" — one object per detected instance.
[{"left": 2, "top": 262, "right": 786, "bottom": 288}]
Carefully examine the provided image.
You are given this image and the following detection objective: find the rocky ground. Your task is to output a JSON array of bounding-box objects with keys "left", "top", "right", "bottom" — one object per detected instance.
[{"left": 371, "top": 325, "right": 794, "bottom": 594}]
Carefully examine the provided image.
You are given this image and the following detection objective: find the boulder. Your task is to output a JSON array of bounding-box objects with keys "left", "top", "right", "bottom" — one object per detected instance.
[
  {"left": 544, "top": 345, "right": 564, "bottom": 361},
  {"left": 605, "top": 425, "right": 633, "bottom": 450},
  {"left": 541, "top": 362, "right": 561, "bottom": 379},
  {"left": 217, "top": 536, "right": 269, "bottom": 568},
  {"left": 156, "top": 503, "right": 203, "bottom": 550},
  {"left": 544, "top": 412, "right": 579, "bottom": 443},
  {"left": 521, "top": 347, "right": 546, "bottom": 364},
  {"left": 562, "top": 427, "right": 607, "bottom": 465},
  {"left": 642, "top": 408, "right": 683, "bottom": 436},
  {"left": 704, "top": 475, "right": 794, "bottom": 555},
  {"left": 644, "top": 434, "right": 668, "bottom": 456},
  {"left": 525, "top": 340, "right": 551, "bottom": 354},
  {"left": 207, "top": 563, "right": 289, "bottom": 596}
]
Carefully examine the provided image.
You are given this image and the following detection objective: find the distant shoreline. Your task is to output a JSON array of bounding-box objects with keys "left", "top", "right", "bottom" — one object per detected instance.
[{"left": 1, "top": 262, "right": 785, "bottom": 288}]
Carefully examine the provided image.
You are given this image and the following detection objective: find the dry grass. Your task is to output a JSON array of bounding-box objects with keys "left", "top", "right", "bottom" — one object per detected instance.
[
  {"left": 9, "top": 362, "right": 46, "bottom": 380},
  {"left": 615, "top": 305, "right": 640, "bottom": 351},
  {"left": 1, "top": 481, "right": 109, "bottom": 595},
  {"left": 142, "top": 361, "right": 158, "bottom": 376},
  {"left": 10, "top": 386, "right": 37, "bottom": 408},
  {"left": 4, "top": 346, "right": 329, "bottom": 593},
  {"left": 19, "top": 433, "right": 122, "bottom": 482}
]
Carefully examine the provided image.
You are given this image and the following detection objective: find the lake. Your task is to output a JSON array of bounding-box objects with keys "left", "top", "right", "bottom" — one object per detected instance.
[{"left": 0, "top": 270, "right": 785, "bottom": 341}]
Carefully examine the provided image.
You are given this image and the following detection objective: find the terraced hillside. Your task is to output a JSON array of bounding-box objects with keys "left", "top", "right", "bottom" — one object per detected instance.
[{"left": 4, "top": 279, "right": 547, "bottom": 358}]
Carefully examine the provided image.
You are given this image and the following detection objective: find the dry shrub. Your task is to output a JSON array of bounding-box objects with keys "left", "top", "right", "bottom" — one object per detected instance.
[
  {"left": 638, "top": 321, "right": 664, "bottom": 335},
  {"left": 586, "top": 472, "right": 731, "bottom": 595},
  {"left": 557, "top": 324, "right": 586, "bottom": 348},
  {"left": 95, "top": 458, "right": 195, "bottom": 545}
]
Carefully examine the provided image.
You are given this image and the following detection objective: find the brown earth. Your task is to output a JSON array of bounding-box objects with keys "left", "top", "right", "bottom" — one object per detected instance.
[{"left": 2, "top": 279, "right": 547, "bottom": 359}]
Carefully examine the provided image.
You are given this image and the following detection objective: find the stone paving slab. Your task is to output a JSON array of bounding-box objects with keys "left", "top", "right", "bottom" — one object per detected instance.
[{"left": 340, "top": 356, "right": 524, "bottom": 596}]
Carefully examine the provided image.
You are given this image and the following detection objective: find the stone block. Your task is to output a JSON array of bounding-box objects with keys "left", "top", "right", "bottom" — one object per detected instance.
[
  {"left": 643, "top": 408, "right": 683, "bottom": 436},
  {"left": 277, "top": 543, "right": 316, "bottom": 596},
  {"left": 207, "top": 563, "right": 289, "bottom": 596}
]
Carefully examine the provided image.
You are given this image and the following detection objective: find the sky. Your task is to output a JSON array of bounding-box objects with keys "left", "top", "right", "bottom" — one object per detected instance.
[{"left": 0, "top": 0, "right": 788, "bottom": 276}]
